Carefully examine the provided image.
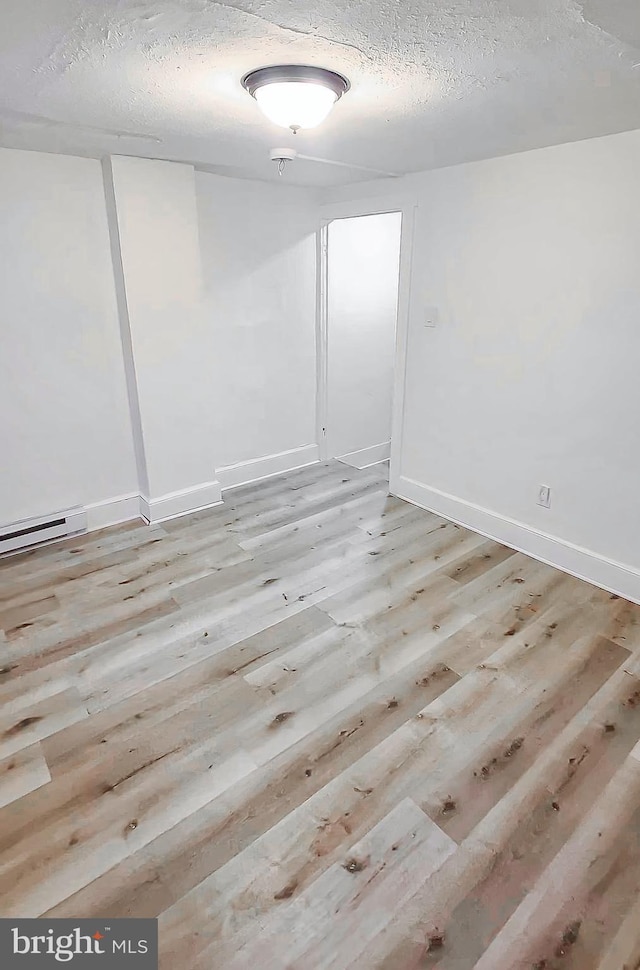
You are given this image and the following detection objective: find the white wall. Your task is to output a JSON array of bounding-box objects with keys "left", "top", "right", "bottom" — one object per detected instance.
[
  {"left": 0, "top": 151, "right": 321, "bottom": 536},
  {"left": 322, "top": 128, "right": 640, "bottom": 599},
  {"left": 327, "top": 212, "right": 401, "bottom": 464},
  {"left": 195, "top": 172, "right": 318, "bottom": 484},
  {"left": 104, "top": 156, "right": 220, "bottom": 520},
  {"left": 0, "top": 148, "right": 138, "bottom": 527}
]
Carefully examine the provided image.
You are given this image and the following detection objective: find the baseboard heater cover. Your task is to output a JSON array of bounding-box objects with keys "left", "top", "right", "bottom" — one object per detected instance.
[{"left": 0, "top": 507, "right": 87, "bottom": 555}]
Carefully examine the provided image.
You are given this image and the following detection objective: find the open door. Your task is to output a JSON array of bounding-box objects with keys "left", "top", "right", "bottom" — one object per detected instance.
[{"left": 323, "top": 211, "right": 402, "bottom": 468}]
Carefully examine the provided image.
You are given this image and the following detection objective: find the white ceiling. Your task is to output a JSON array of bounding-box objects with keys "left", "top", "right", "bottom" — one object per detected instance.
[{"left": 1, "top": 0, "right": 639, "bottom": 186}]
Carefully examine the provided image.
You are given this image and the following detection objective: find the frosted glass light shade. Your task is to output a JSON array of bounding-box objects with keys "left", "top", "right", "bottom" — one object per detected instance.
[
  {"left": 255, "top": 81, "right": 337, "bottom": 130},
  {"left": 242, "top": 66, "right": 350, "bottom": 133}
]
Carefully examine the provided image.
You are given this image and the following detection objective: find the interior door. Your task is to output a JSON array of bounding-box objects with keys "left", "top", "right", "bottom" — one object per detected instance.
[{"left": 326, "top": 211, "right": 402, "bottom": 467}]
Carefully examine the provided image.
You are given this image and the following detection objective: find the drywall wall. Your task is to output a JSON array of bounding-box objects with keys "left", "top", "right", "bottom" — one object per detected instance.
[
  {"left": 327, "top": 212, "right": 401, "bottom": 465},
  {"left": 0, "top": 147, "right": 138, "bottom": 528},
  {"left": 322, "top": 128, "right": 640, "bottom": 598},
  {"left": 105, "top": 155, "right": 221, "bottom": 520},
  {"left": 195, "top": 172, "right": 319, "bottom": 485}
]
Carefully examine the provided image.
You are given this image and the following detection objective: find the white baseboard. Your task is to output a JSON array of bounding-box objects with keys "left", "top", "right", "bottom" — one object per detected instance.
[
  {"left": 85, "top": 493, "right": 142, "bottom": 532},
  {"left": 337, "top": 441, "right": 391, "bottom": 470},
  {"left": 139, "top": 480, "right": 223, "bottom": 524},
  {"left": 3, "top": 479, "right": 225, "bottom": 552},
  {"left": 217, "top": 444, "right": 320, "bottom": 491},
  {"left": 394, "top": 474, "right": 640, "bottom": 606}
]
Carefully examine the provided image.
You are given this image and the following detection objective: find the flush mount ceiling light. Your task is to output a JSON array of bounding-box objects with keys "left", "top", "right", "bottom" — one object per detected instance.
[{"left": 241, "top": 65, "right": 350, "bottom": 132}]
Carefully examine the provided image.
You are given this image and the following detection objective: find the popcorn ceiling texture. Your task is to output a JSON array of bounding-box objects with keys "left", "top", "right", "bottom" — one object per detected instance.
[{"left": 0, "top": 0, "right": 639, "bottom": 184}]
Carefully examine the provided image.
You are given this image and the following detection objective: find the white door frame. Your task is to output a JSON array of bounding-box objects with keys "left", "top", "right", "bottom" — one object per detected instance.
[
  {"left": 315, "top": 220, "right": 330, "bottom": 460},
  {"left": 315, "top": 196, "right": 418, "bottom": 491}
]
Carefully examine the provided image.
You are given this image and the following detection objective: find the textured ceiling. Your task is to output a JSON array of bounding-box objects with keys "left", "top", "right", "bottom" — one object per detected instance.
[{"left": 0, "top": 0, "right": 639, "bottom": 186}]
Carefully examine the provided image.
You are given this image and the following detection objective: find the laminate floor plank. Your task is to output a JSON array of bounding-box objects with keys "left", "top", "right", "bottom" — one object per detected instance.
[
  {"left": 2, "top": 460, "right": 640, "bottom": 969},
  {"left": 0, "top": 743, "right": 51, "bottom": 810}
]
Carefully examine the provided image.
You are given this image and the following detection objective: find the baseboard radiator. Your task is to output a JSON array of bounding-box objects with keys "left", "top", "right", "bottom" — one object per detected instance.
[{"left": 0, "top": 507, "right": 87, "bottom": 556}]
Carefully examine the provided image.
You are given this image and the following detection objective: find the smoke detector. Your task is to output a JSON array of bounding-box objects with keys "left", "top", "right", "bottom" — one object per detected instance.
[{"left": 270, "top": 147, "right": 298, "bottom": 176}]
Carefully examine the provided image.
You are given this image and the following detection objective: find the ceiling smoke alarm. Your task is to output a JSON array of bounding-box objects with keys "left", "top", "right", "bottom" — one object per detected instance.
[{"left": 270, "top": 147, "right": 298, "bottom": 175}]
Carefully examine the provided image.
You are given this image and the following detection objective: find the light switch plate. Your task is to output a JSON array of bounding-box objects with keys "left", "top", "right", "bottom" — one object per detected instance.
[
  {"left": 424, "top": 306, "right": 439, "bottom": 328},
  {"left": 537, "top": 485, "right": 551, "bottom": 509}
]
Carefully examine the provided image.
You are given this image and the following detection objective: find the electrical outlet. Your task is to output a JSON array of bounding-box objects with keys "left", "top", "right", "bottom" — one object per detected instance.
[{"left": 537, "top": 485, "right": 551, "bottom": 509}]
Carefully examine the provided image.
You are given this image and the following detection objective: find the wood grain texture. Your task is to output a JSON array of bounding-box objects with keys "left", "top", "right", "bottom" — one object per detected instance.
[
  {"left": 1, "top": 461, "right": 639, "bottom": 968},
  {"left": 0, "top": 744, "right": 51, "bottom": 810}
]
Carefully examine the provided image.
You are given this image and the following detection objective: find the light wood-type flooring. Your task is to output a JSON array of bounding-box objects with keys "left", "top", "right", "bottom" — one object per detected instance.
[{"left": 2, "top": 461, "right": 640, "bottom": 969}]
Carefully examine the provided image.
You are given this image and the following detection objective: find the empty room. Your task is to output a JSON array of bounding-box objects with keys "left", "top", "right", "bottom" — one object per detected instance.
[{"left": 2, "top": 1, "right": 640, "bottom": 967}]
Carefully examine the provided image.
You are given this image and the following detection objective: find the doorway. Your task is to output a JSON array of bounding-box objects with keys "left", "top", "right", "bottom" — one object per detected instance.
[{"left": 319, "top": 211, "right": 402, "bottom": 468}]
